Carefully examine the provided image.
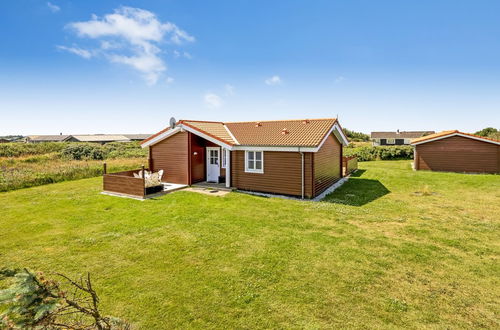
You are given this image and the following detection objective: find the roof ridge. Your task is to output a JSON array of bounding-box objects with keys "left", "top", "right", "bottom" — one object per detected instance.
[
  {"left": 372, "top": 130, "right": 433, "bottom": 133},
  {"left": 225, "top": 118, "right": 337, "bottom": 124}
]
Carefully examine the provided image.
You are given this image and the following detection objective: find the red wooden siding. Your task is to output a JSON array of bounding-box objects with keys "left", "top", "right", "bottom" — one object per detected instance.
[
  {"left": 190, "top": 133, "right": 206, "bottom": 183},
  {"left": 231, "top": 151, "right": 313, "bottom": 197},
  {"left": 415, "top": 135, "right": 499, "bottom": 173},
  {"left": 313, "top": 134, "right": 342, "bottom": 196},
  {"left": 150, "top": 131, "right": 189, "bottom": 184}
]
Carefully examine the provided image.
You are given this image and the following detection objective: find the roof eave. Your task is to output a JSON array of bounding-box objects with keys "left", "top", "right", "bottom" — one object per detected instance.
[{"left": 411, "top": 132, "right": 500, "bottom": 146}]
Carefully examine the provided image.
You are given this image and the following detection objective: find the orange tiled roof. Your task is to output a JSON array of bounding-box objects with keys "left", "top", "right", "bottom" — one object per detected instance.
[
  {"left": 226, "top": 118, "right": 338, "bottom": 147},
  {"left": 411, "top": 130, "right": 500, "bottom": 144},
  {"left": 142, "top": 118, "right": 341, "bottom": 147},
  {"left": 180, "top": 120, "right": 237, "bottom": 145}
]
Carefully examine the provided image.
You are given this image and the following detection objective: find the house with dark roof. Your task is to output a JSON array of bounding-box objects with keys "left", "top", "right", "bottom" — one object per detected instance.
[
  {"left": 371, "top": 130, "right": 434, "bottom": 146},
  {"left": 122, "top": 134, "right": 152, "bottom": 141},
  {"left": 137, "top": 118, "right": 349, "bottom": 199},
  {"left": 25, "top": 134, "right": 152, "bottom": 144},
  {"left": 25, "top": 135, "right": 72, "bottom": 143}
]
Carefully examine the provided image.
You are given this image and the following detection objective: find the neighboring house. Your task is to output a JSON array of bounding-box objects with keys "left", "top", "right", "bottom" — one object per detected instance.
[
  {"left": 69, "top": 135, "right": 130, "bottom": 144},
  {"left": 25, "top": 134, "right": 152, "bottom": 144},
  {"left": 411, "top": 130, "right": 500, "bottom": 174},
  {"left": 141, "top": 118, "right": 349, "bottom": 199},
  {"left": 371, "top": 130, "right": 435, "bottom": 146},
  {"left": 122, "top": 134, "right": 152, "bottom": 141},
  {"left": 25, "top": 135, "right": 72, "bottom": 143},
  {"left": 0, "top": 138, "right": 10, "bottom": 143}
]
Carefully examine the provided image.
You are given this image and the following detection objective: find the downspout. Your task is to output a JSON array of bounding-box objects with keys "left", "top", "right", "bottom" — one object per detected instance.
[{"left": 299, "top": 148, "right": 304, "bottom": 199}]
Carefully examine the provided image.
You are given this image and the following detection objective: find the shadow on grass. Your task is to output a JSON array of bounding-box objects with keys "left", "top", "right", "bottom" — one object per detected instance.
[
  {"left": 349, "top": 169, "right": 366, "bottom": 177},
  {"left": 323, "top": 178, "right": 390, "bottom": 206}
]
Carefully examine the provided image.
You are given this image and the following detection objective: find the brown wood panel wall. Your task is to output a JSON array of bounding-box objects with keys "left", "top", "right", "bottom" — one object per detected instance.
[
  {"left": 231, "top": 151, "right": 313, "bottom": 197},
  {"left": 103, "top": 174, "right": 144, "bottom": 197},
  {"left": 416, "top": 136, "right": 499, "bottom": 173},
  {"left": 150, "top": 131, "right": 189, "bottom": 184},
  {"left": 313, "top": 134, "right": 342, "bottom": 196}
]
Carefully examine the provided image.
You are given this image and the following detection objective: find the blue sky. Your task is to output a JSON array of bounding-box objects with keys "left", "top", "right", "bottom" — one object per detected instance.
[{"left": 1, "top": 0, "right": 499, "bottom": 135}]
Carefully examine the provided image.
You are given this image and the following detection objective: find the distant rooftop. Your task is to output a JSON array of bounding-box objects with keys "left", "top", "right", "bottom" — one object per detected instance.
[
  {"left": 26, "top": 135, "right": 72, "bottom": 142},
  {"left": 71, "top": 135, "right": 130, "bottom": 142},
  {"left": 371, "top": 131, "right": 435, "bottom": 139},
  {"left": 25, "top": 134, "right": 152, "bottom": 143}
]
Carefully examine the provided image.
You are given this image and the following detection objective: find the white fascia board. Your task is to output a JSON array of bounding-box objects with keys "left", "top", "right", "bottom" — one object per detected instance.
[
  {"left": 141, "top": 127, "right": 181, "bottom": 148},
  {"left": 333, "top": 123, "right": 350, "bottom": 146},
  {"left": 179, "top": 124, "right": 234, "bottom": 150},
  {"left": 232, "top": 146, "right": 318, "bottom": 152},
  {"left": 223, "top": 124, "right": 239, "bottom": 145},
  {"left": 313, "top": 122, "right": 349, "bottom": 151},
  {"left": 411, "top": 133, "right": 500, "bottom": 146}
]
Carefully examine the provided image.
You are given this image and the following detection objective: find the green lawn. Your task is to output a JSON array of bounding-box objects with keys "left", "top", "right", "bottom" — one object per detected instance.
[{"left": 1, "top": 161, "right": 499, "bottom": 329}]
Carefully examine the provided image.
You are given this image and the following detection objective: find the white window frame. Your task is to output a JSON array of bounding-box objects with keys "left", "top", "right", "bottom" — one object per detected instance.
[
  {"left": 386, "top": 138, "right": 395, "bottom": 145},
  {"left": 245, "top": 151, "right": 264, "bottom": 173},
  {"left": 220, "top": 148, "right": 227, "bottom": 168}
]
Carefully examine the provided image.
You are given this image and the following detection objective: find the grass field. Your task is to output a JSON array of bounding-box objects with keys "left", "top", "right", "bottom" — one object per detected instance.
[
  {"left": 1, "top": 161, "right": 499, "bottom": 329},
  {"left": 0, "top": 142, "right": 147, "bottom": 191}
]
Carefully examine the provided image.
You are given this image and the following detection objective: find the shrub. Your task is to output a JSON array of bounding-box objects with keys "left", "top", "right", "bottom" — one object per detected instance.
[
  {"left": 0, "top": 268, "right": 130, "bottom": 329},
  {"left": 61, "top": 144, "right": 105, "bottom": 160},
  {"left": 103, "top": 142, "right": 148, "bottom": 159},
  {"left": 344, "top": 146, "right": 413, "bottom": 161},
  {"left": 0, "top": 142, "right": 66, "bottom": 157},
  {"left": 343, "top": 128, "right": 370, "bottom": 142}
]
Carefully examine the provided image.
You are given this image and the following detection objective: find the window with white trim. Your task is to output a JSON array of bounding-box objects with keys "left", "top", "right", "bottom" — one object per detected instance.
[
  {"left": 386, "top": 138, "right": 395, "bottom": 144},
  {"left": 221, "top": 148, "right": 227, "bottom": 168},
  {"left": 245, "top": 151, "right": 263, "bottom": 173}
]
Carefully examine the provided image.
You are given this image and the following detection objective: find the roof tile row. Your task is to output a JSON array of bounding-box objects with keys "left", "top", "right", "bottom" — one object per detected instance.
[{"left": 142, "top": 118, "right": 340, "bottom": 147}]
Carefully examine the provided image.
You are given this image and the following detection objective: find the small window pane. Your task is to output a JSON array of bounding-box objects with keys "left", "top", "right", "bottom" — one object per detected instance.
[
  {"left": 248, "top": 160, "right": 255, "bottom": 169},
  {"left": 248, "top": 152, "right": 254, "bottom": 160},
  {"left": 255, "top": 152, "right": 262, "bottom": 161},
  {"left": 255, "top": 160, "right": 262, "bottom": 170}
]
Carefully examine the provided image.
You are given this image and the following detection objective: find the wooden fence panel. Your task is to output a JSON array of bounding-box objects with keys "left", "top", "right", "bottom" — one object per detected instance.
[
  {"left": 343, "top": 156, "right": 358, "bottom": 176},
  {"left": 103, "top": 169, "right": 145, "bottom": 197}
]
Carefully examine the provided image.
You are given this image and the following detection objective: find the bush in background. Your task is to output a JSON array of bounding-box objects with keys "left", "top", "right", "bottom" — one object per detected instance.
[
  {"left": 343, "top": 128, "right": 370, "bottom": 142},
  {"left": 474, "top": 127, "right": 500, "bottom": 140},
  {"left": 61, "top": 144, "right": 105, "bottom": 160},
  {"left": 103, "top": 142, "right": 148, "bottom": 159},
  {"left": 344, "top": 146, "right": 413, "bottom": 161},
  {"left": 0, "top": 142, "right": 148, "bottom": 191},
  {"left": 0, "top": 142, "right": 66, "bottom": 157}
]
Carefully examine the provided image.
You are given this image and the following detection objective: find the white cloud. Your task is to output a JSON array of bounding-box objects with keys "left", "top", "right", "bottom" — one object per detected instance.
[
  {"left": 265, "top": 75, "right": 282, "bottom": 86},
  {"left": 166, "top": 77, "right": 174, "bottom": 84},
  {"left": 47, "top": 2, "right": 60, "bottom": 13},
  {"left": 204, "top": 93, "right": 223, "bottom": 109},
  {"left": 56, "top": 45, "right": 93, "bottom": 59},
  {"left": 173, "top": 50, "right": 192, "bottom": 59},
  {"left": 335, "top": 76, "right": 345, "bottom": 84},
  {"left": 61, "top": 6, "right": 194, "bottom": 85},
  {"left": 224, "top": 84, "right": 235, "bottom": 96}
]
